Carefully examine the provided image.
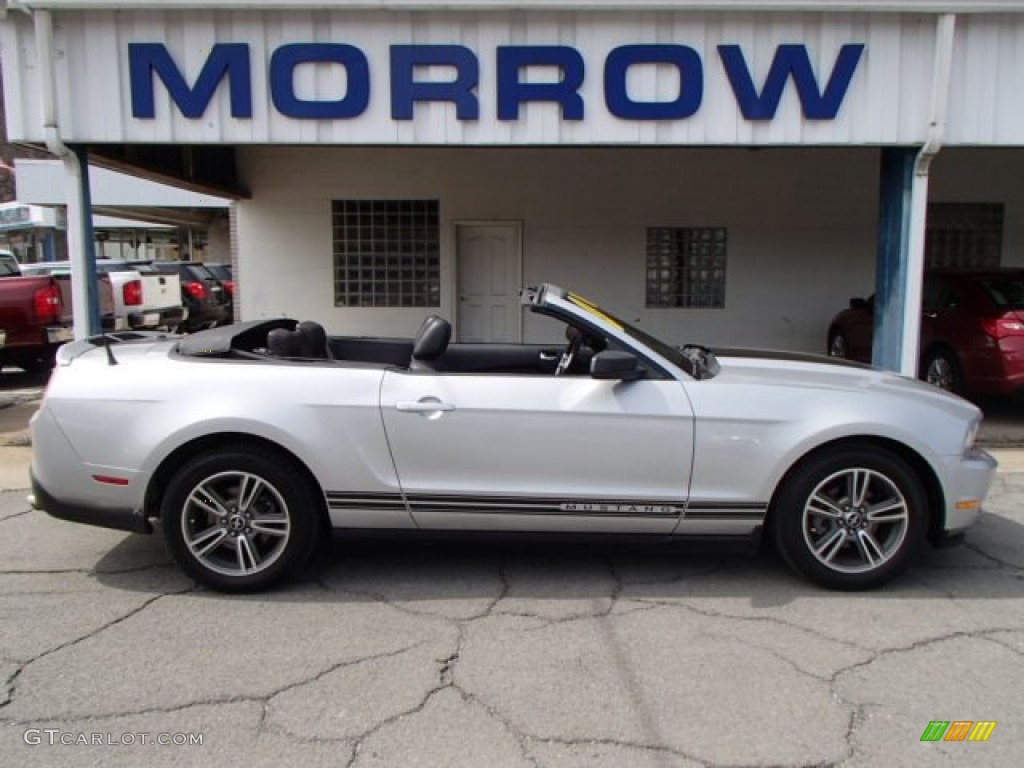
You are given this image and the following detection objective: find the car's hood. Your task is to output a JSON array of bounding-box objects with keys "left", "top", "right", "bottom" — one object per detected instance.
[{"left": 712, "top": 347, "right": 978, "bottom": 418}]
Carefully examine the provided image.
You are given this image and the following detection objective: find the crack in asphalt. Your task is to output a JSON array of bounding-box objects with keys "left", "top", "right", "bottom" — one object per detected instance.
[
  {"left": 449, "top": 682, "right": 542, "bottom": 768},
  {"left": 2, "top": 504, "right": 1022, "bottom": 764},
  {"left": 835, "top": 703, "right": 869, "bottom": 768},
  {"left": 637, "top": 597, "right": 875, "bottom": 655},
  {"left": 528, "top": 735, "right": 709, "bottom": 767},
  {"left": 0, "top": 640, "right": 426, "bottom": 750},
  {"left": 0, "top": 584, "right": 198, "bottom": 715},
  {"left": 980, "top": 632, "right": 1024, "bottom": 658},
  {"left": 255, "top": 642, "right": 428, "bottom": 751},
  {"left": 0, "top": 508, "right": 32, "bottom": 522},
  {"left": 345, "top": 632, "right": 465, "bottom": 768},
  {"left": 0, "top": 563, "right": 177, "bottom": 577}
]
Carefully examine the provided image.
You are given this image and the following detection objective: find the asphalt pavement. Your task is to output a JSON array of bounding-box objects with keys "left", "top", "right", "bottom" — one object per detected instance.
[{"left": 1, "top": 373, "right": 1023, "bottom": 766}]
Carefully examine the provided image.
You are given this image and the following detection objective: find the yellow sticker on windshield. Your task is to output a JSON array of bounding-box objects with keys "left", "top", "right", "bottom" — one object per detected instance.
[{"left": 566, "top": 292, "right": 623, "bottom": 330}]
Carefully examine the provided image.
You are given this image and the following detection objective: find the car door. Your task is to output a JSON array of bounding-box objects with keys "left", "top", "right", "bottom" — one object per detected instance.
[{"left": 379, "top": 370, "right": 694, "bottom": 534}]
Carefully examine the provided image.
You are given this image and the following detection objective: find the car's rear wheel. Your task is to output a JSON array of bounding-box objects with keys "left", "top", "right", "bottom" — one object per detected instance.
[
  {"left": 773, "top": 447, "right": 927, "bottom": 590},
  {"left": 921, "top": 347, "right": 963, "bottom": 395},
  {"left": 161, "top": 446, "right": 323, "bottom": 592},
  {"left": 827, "top": 329, "right": 847, "bottom": 358}
]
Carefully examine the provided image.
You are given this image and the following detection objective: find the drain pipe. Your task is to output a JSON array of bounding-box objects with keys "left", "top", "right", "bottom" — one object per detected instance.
[
  {"left": 34, "top": 9, "right": 100, "bottom": 339},
  {"left": 899, "top": 13, "right": 956, "bottom": 378}
]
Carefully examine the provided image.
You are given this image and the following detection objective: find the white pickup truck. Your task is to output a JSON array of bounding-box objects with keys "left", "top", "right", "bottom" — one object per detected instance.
[{"left": 19, "top": 259, "right": 187, "bottom": 331}]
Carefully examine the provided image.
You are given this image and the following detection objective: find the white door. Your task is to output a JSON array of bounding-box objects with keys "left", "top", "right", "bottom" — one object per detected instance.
[
  {"left": 456, "top": 224, "right": 522, "bottom": 342},
  {"left": 379, "top": 370, "right": 694, "bottom": 534}
]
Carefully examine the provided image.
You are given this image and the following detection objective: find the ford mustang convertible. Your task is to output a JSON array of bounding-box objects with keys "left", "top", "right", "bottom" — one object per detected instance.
[{"left": 29, "top": 284, "right": 996, "bottom": 592}]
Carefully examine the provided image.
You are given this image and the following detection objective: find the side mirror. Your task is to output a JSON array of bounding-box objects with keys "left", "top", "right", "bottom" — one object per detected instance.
[
  {"left": 849, "top": 297, "right": 868, "bottom": 310},
  {"left": 591, "top": 350, "right": 644, "bottom": 381}
]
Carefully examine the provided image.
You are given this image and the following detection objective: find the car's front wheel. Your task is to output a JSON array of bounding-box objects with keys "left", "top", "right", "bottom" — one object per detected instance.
[
  {"left": 161, "top": 446, "right": 323, "bottom": 592},
  {"left": 773, "top": 446, "right": 927, "bottom": 590}
]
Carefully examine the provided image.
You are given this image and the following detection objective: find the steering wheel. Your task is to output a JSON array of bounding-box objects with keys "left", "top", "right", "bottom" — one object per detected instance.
[{"left": 555, "top": 328, "right": 584, "bottom": 376}]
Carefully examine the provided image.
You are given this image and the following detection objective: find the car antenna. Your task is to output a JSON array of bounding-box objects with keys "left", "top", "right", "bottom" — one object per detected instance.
[{"left": 101, "top": 332, "right": 119, "bottom": 366}]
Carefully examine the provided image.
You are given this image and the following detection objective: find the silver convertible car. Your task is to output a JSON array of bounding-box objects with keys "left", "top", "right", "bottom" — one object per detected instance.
[{"left": 30, "top": 284, "right": 995, "bottom": 592}]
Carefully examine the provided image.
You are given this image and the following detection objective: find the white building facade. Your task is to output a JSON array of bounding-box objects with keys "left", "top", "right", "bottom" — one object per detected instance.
[{"left": 2, "top": 1, "right": 1024, "bottom": 358}]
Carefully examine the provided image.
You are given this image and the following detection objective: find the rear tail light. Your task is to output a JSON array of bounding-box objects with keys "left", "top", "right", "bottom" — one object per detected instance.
[
  {"left": 122, "top": 279, "right": 143, "bottom": 306},
  {"left": 33, "top": 283, "right": 62, "bottom": 323},
  {"left": 222, "top": 280, "right": 235, "bottom": 297},
  {"left": 980, "top": 316, "right": 1024, "bottom": 339},
  {"left": 184, "top": 281, "right": 206, "bottom": 301}
]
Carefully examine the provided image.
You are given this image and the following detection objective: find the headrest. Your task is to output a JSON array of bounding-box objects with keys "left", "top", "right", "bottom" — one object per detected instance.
[
  {"left": 412, "top": 315, "right": 451, "bottom": 361},
  {"left": 267, "top": 327, "right": 303, "bottom": 358},
  {"left": 296, "top": 320, "right": 329, "bottom": 358}
]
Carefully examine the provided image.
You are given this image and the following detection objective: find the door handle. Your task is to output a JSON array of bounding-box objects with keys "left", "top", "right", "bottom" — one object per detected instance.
[
  {"left": 539, "top": 351, "right": 559, "bottom": 361},
  {"left": 396, "top": 400, "right": 455, "bottom": 413}
]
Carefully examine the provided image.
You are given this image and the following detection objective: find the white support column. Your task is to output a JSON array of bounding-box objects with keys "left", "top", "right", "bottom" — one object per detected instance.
[
  {"left": 899, "top": 13, "right": 956, "bottom": 378},
  {"left": 62, "top": 151, "right": 92, "bottom": 340}
]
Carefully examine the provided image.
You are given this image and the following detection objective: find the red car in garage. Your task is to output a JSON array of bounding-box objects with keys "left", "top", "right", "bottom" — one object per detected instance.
[{"left": 827, "top": 269, "right": 1024, "bottom": 396}]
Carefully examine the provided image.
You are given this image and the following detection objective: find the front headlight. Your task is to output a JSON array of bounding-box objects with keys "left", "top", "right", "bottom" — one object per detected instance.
[{"left": 964, "top": 417, "right": 981, "bottom": 453}]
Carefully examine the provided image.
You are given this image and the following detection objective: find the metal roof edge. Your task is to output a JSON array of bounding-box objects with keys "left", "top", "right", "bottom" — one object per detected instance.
[{"left": 4, "top": 1, "right": 1024, "bottom": 15}]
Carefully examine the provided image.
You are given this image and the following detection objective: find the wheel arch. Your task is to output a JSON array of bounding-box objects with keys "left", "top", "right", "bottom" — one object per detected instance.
[
  {"left": 765, "top": 435, "right": 947, "bottom": 543},
  {"left": 143, "top": 432, "right": 329, "bottom": 527}
]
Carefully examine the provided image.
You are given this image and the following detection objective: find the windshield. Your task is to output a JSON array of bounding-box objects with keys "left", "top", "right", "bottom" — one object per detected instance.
[
  {"left": 976, "top": 276, "right": 1024, "bottom": 309},
  {"left": 564, "top": 292, "right": 693, "bottom": 372}
]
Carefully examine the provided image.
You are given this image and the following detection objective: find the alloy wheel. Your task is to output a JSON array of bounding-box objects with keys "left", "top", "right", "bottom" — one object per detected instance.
[
  {"left": 801, "top": 467, "right": 909, "bottom": 574},
  {"left": 181, "top": 471, "right": 292, "bottom": 577}
]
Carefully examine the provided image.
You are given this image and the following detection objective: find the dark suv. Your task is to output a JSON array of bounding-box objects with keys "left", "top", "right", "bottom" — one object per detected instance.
[
  {"left": 827, "top": 269, "right": 1024, "bottom": 396},
  {"left": 154, "top": 261, "right": 230, "bottom": 332}
]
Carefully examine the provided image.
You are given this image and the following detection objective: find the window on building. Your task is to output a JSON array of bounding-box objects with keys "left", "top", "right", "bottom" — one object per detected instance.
[
  {"left": 925, "top": 203, "right": 1003, "bottom": 269},
  {"left": 645, "top": 226, "right": 727, "bottom": 308},
  {"left": 332, "top": 200, "right": 440, "bottom": 307}
]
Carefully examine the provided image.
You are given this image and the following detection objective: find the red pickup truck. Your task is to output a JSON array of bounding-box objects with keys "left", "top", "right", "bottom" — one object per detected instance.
[{"left": 0, "top": 273, "right": 114, "bottom": 373}]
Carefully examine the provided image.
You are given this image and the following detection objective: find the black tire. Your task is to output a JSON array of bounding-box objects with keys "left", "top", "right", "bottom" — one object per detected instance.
[
  {"left": 772, "top": 446, "right": 927, "bottom": 590},
  {"left": 921, "top": 347, "right": 964, "bottom": 395},
  {"left": 13, "top": 351, "right": 56, "bottom": 374},
  {"left": 827, "top": 329, "right": 847, "bottom": 359},
  {"left": 160, "top": 445, "right": 323, "bottom": 592}
]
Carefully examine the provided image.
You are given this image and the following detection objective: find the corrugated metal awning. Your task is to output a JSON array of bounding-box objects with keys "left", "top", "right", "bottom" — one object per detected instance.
[{"left": 3, "top": 1, "right": 1024, "bottom": 14}]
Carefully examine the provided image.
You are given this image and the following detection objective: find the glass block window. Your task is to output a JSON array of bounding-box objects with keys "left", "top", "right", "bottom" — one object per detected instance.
[
  {"left": 646, "top": 227, "right": 727, "bottom": 308},
  {"left": 925, "top": 203, "right": 1003, "bottom": 269},
  {"left": 332, "top": 200, "right": 440, "bottom": 307}
]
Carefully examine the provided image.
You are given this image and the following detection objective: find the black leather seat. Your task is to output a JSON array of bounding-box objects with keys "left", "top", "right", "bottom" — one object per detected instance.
[
  {"left": 267, "top": 327, "right": 303, "bottom": 358},
  {"left": 296, "top": 320, "right": 331, "bottom": 359},
  {"left": 410, "top": 315, "right": 451, "bottom": 372}
]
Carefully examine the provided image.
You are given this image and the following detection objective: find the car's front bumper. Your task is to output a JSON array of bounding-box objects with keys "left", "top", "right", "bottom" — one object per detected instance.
[{"left": 939, "top": 447, "right": 998, "bottom": 533}]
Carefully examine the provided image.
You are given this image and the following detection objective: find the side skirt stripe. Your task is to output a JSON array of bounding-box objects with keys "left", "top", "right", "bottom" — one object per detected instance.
[{"left": 326, "top": 491, "right": 767, "bottom": 520}]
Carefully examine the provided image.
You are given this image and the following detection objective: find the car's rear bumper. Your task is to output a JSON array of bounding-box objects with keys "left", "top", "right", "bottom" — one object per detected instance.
[
  {"left": 29, "top": 469, "right": 152, "bottom": 534},
  {"left": 44, "top": 326, "right": 74, "bottom": 344},
  {"left": 939, "top": 447, "right": 998, "bottom": 533},
  {"left": 30, "top": 406, "right": 152, "bottom": 534},
  {"left": 127, "top": 306, "right": 187, "bottom": 330}
]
